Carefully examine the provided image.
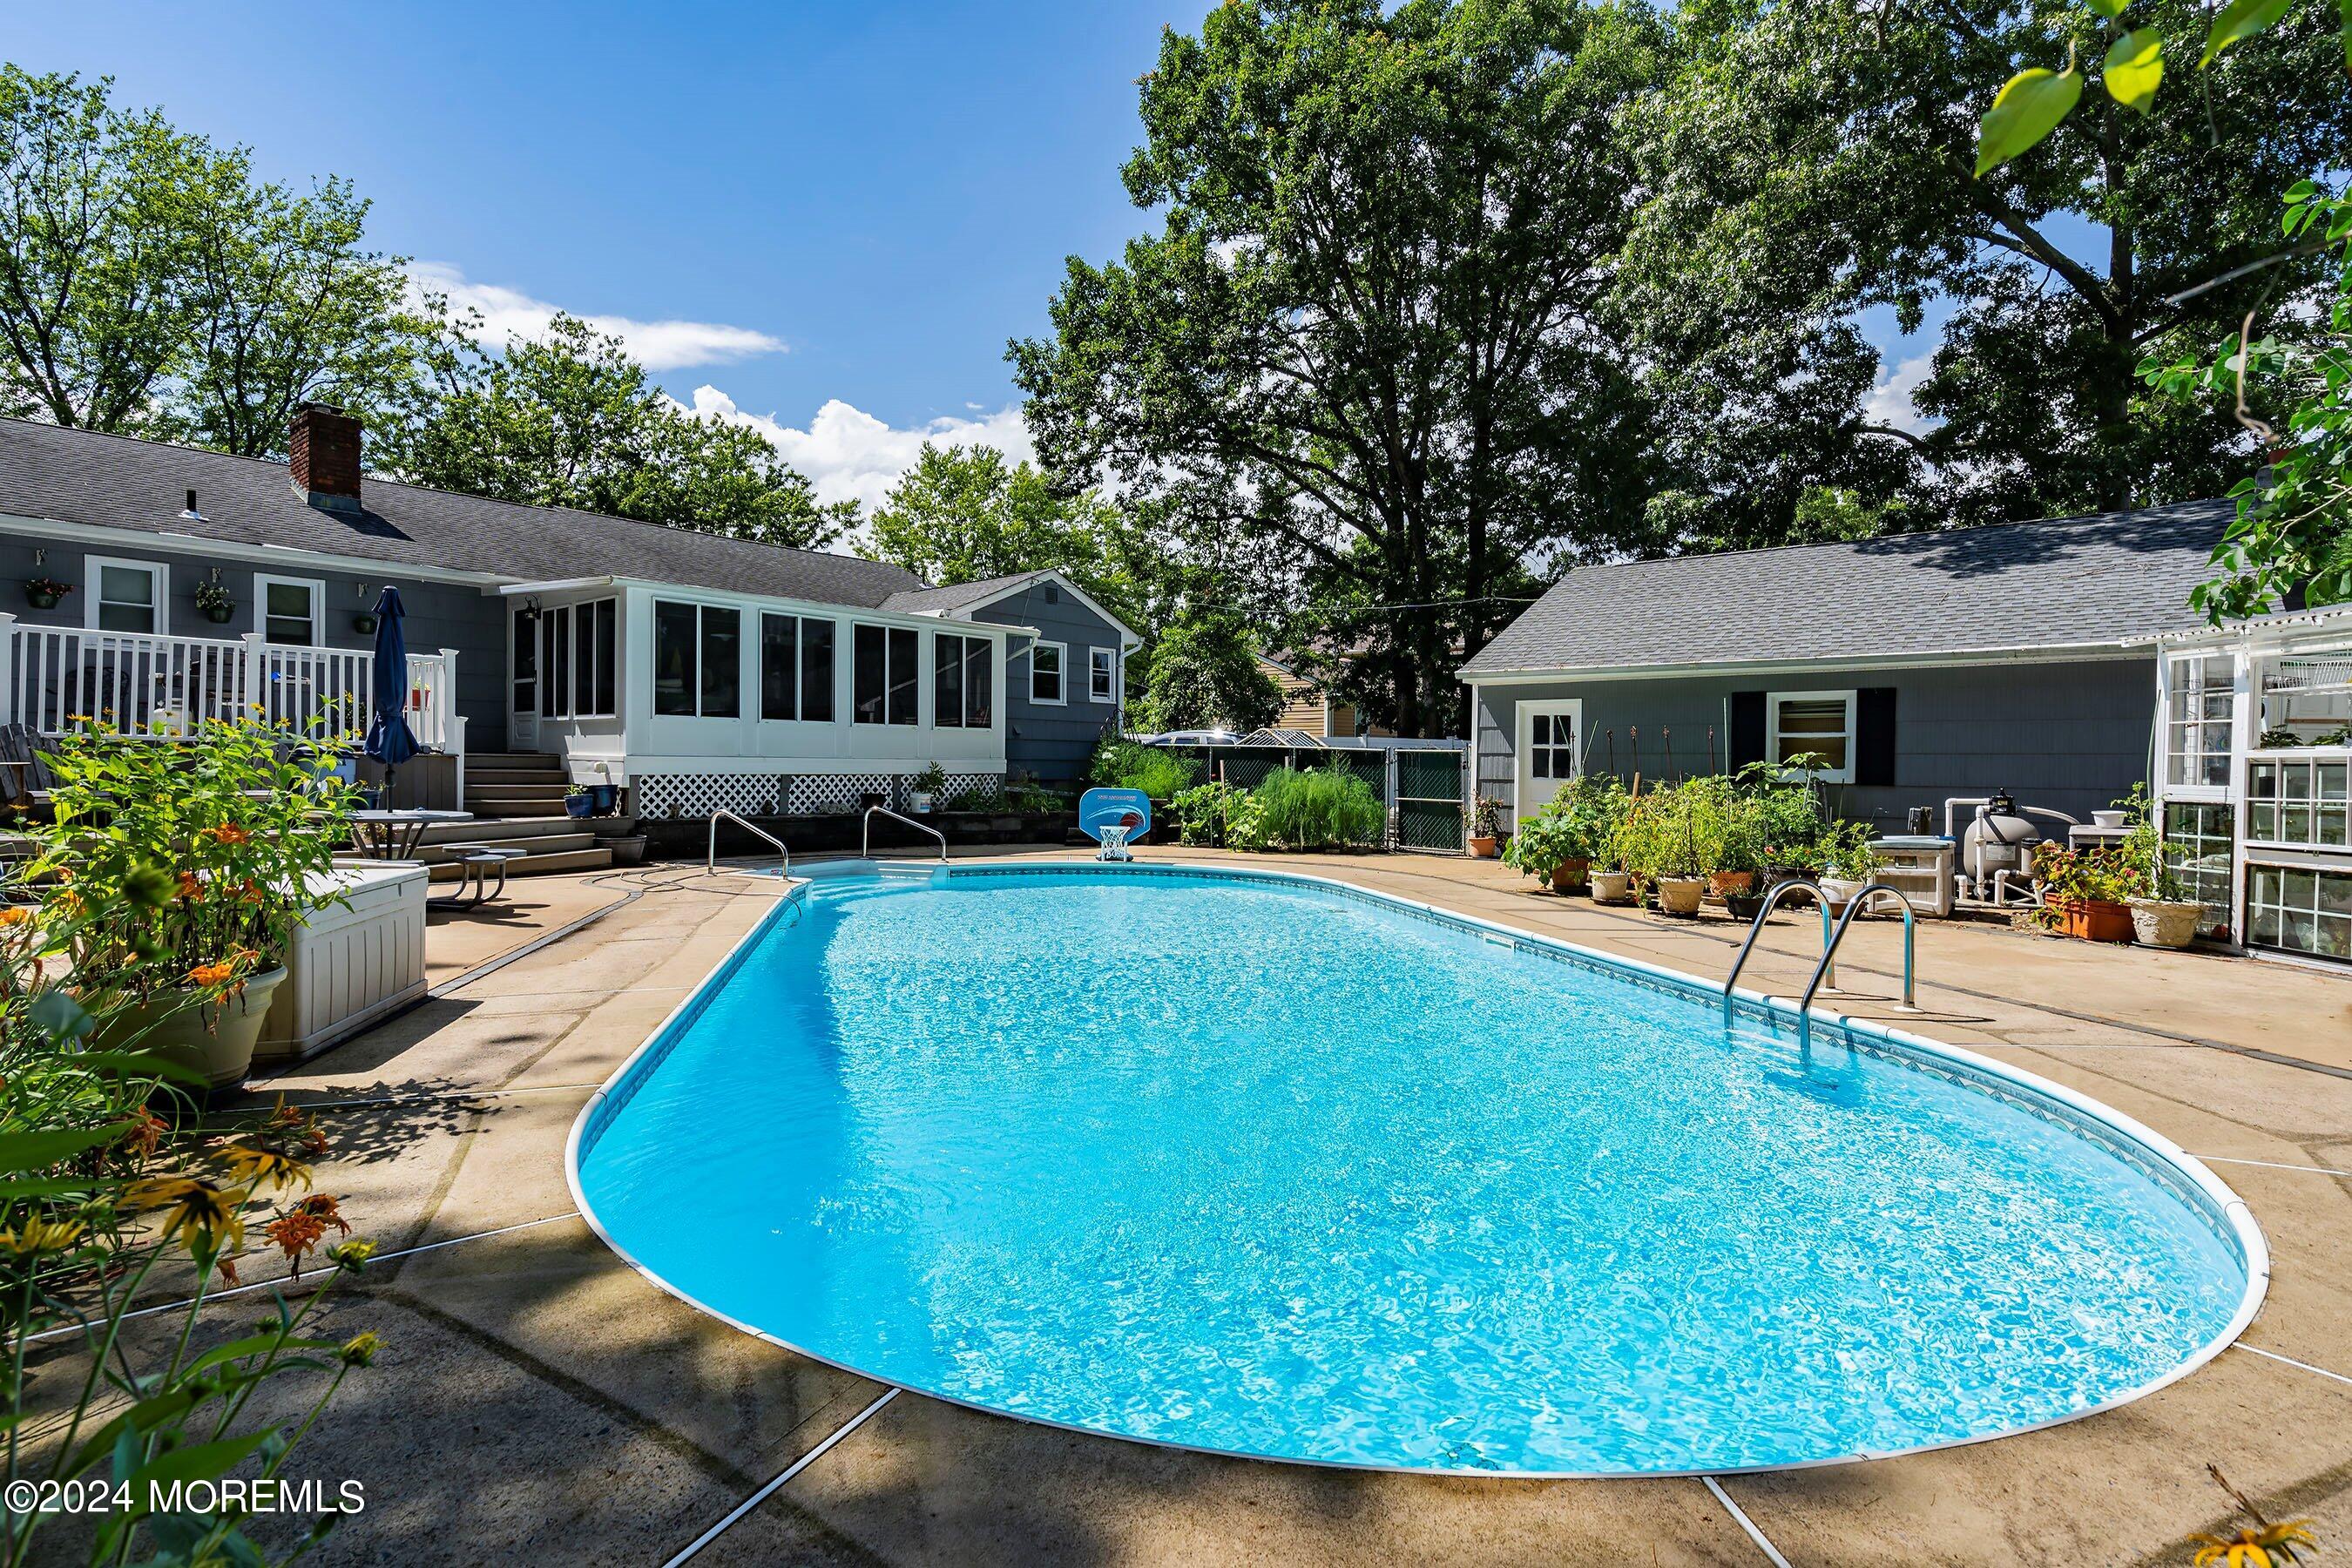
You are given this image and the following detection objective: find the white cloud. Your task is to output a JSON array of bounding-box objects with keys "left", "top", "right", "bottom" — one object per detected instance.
[
  {"left": 1862, "top": 350, "right": 1937, "bottom": 435},
  {"left": 404, "top": 261, "right": 785, "bottom": 373},
  {"left": 682, "top": 387, "right": 1036, "bottom": 512}
]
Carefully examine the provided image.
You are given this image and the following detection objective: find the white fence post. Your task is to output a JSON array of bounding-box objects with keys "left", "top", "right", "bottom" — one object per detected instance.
[
  {"left": 438, "top": 648, "right": 461, "bottom": 754},
  {"left": 240, "top": 632, "right": 267, "bottom": 728},
  {"left": 0, "top": 614, "right": 17, "bottom": 731}
]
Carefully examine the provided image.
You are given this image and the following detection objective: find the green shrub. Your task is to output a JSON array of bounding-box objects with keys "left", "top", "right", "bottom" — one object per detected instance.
[
  {"left": 1169, "top": 780, "right": 1239, "bottom": 846},
  {"left": 1087, "top": 738, "right": 1200, "bottom": 801},
  {"left": 1250, "top": 766, "right": 1384, "bottom": 849},
  {"left": 1504, "top": 775, "right": 1626, "bottom": 881}
]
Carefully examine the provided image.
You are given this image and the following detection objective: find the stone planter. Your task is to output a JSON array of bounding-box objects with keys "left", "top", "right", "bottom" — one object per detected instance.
[
  {"left": 2127, "top": 896, "right": 2202, "bottom": 950},
  {"left": 102, "top": 966, "right": 288, "bottom": 1091},
  {"left": 1590, "top": 868, "right": 1634, "bottom": 905},
  {"left": 1657, "top": 875, "right": 1707, "bottom": 916},
  {"left": 1468, "top": 835, "right": 1499, "bottom": 859},
  {"left": 1709, "top": 869, "right": 1756, "bottom": 899},
  {"left": 1549, "top": 856, "right": 1590, "bottom": 893},
  {"left": 1724, "top": 892, "right": 1767, "bottom": 923},
  {"left": 605, "top": 834, "right": 648, "bottom": 866},
  {"left": 2049, "top": 896, "right": 2135, "bottom": 944},
  {"left": 1820, "top": 876, "right": 1867, "bottom": 909}
]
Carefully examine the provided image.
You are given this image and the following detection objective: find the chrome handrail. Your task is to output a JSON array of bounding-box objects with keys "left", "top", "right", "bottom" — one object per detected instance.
[
  {"left": 707, "top": 808, "right": 788, "bottom": 879},
  {"left": 1800, "top": 882, "right": 1918, "bottom": 1015},
  {"left": 863, "top": 804, "right": 948, "bottom": 862},
  {"left": 1723, "top": 880, "right": 1837, "bottom": 1010}
]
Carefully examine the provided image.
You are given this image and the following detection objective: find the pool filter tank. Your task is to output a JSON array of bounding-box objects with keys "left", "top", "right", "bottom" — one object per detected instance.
[{"left": 1959, "top": 792, "right": 2044, "bottom": 896}]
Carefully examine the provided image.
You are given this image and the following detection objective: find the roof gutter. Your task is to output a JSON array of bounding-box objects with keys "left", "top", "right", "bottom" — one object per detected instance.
[
  {"left": 0, "top": 510, "right": 510, "bottom": 589},
  {"left": 1456, "top": 638, "right": 2161, "bottom": 686}
]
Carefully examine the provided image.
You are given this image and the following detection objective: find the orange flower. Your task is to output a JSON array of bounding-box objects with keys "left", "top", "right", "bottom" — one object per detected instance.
[
  {"left": 175, "top": 871, "right": 203, "bottom": 901},
  {"left": 120, "top": 1108, "right": 166, "bottom": 1161},
  {"left": 261, "top": 1209, "right": 328, "bottom": 1275},
  {"left": 0, "top": 907, "right": 31, "bottom": 927},
  {"left": 203, "top": 824, "right": 252, "bottom": 847},
  {"left": 187, "top": 958, "right": 240, "bottom": 990},
  {"left": 217, "top": 1254, "right": 240, "bottom": 1286}
]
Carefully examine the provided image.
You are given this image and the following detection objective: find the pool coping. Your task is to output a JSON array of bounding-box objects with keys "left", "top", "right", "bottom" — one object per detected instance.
[{"left": 563, "top": 856, "right": 2273, "bottom": 1482}]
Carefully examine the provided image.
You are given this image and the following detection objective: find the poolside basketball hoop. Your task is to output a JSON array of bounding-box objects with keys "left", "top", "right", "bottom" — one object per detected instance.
[{"left": 1078, "top": 787, "right": 1151, "bottom": 862}]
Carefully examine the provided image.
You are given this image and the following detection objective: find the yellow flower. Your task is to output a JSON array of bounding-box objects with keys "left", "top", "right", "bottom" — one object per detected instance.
[
  {"left": 0, "top": 907, "right": 32, "bottom": 927},
  {"left": 2193, "top": 1522, "right": 2320, "bottom": 1567},
  {"left": 338, "top": 1330, "right": 384, "bottom": 1367},
  {"left": 0, "top": 1216, "right": 86, "bottom": 1254},
  {"left": 328, "top": 1238, "right": 376, "bottom": 1272},
  {"left": 121, "top": 1177, "right": 246, "bottom": 1257},
  {"left": 211, "top": 1143, "right": 313, "bottom": 1196}
]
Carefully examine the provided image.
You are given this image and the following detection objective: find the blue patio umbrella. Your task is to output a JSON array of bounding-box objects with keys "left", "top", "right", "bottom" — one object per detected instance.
[{"left": 362, "top": 585, "right": 418, "bottom": 793}]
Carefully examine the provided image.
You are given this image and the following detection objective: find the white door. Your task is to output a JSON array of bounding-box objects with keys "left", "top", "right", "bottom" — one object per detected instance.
[
  {"left": 510, "top": 608, "right": 539, "bottom": 750},
  {"left": 1517, "top": 700, "right": 1582, "bottom": 820}
]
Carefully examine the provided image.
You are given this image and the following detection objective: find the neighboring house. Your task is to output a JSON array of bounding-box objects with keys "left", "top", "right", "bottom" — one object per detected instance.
[
  {"left": 1258, "top": 652, "right": 1393, "bottom": 740},
  {"left": 1458, "top": 501, "right": 2233, "bottom": 828},
  {"left": 879, "top": 570, "right": 1140, "bottom": 781},
  {"left": 2149, "top": 601, "right": 2352, "bottom": 969},
  {"left": 0, "top": 407, "right": 1117, "bottom": 835}
]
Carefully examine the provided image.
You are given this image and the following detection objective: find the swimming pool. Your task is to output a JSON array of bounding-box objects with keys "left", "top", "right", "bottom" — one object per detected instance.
[{"left": 570, "top": 862, "right": 2265, "bottom": 1477}]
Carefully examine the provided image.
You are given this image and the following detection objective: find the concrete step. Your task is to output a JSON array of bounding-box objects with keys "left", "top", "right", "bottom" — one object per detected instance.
[
  {"left": 466, "top": 752, "right": 560, "bottom": 767},
  {"left": 416, "top": 816, "right": 597, "bottom": 848},
  {"left": 426, "top": 844, "right": 612, "bottom": 883},
  {"left": 466, "top": 767, "right": 568, "bottom": 786},
  {"left": 463, "top": 796, "right": 570, "bottom": 819},
  {"left": 466, "top": 782, "right": 578, "bottom": 801}
]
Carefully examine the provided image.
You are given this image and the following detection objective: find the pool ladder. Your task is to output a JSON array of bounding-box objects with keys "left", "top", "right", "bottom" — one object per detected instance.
[
  {"left": 863, "top": 804, "right": 949, "bottom": 863},
  {"left": 706, "top": 808, "right": 789, "bottom": 880},
  {"left": 1722, "top": 881, "right": 1917, "bottom": 1025}
]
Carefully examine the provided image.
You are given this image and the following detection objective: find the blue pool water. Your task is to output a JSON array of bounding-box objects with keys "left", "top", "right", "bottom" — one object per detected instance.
[{"left": 575, "top": 867, "right": 2255, "bottom": 1475}]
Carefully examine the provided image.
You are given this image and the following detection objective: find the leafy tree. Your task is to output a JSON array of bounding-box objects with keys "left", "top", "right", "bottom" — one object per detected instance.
[
  {"left": 1135, "top": 612, "right": 1284, "bottom": 733},
  {"left": 380, "top": 305, "right": 852, "bottom": 550},
  {"left": 1621, "top": 0, "right": 2351, "bottom": 528},
  {"left": 866, "top": 442, "right": 1139, "bottom": 617},
  {"left": 1013, "top": 0, "right": 1665, "bottom": 736},
  {"left": 166, "top": 169, "right": 419, "bottom": 458},
  {"left": 0, "top": 67, "right": 218, "bottom": 431}
]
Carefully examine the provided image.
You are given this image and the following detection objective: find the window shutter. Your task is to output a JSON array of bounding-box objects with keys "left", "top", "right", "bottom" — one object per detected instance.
[
  {"left": 1855, "top": 687, "right": 1898, "bottom": 787},
  {"left": 1729, "top": 691, "right": 1767, "bottom": 771}
]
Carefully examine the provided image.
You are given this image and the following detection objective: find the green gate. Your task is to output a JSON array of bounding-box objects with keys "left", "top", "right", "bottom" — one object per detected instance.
[{"left": 1393, "top": 747, "right": 1468, "bottom": 852}]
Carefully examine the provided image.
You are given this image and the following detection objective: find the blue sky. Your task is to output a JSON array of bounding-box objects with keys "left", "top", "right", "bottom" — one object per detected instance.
[{"left": 12, "top": 2, "right": 1933, "bottom": 507}]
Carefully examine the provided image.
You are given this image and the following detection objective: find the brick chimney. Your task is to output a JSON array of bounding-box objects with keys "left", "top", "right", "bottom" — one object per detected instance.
[{"left": 289, "top": 403, "right": 362, "bottom": 513}]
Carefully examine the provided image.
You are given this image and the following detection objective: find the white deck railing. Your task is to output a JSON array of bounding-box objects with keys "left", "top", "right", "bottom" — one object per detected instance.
[{"left": 0, "top": 616, "right": 459, "bottom": 753}]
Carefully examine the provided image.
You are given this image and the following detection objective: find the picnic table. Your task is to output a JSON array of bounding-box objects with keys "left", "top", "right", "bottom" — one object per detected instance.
[{"left": 348, "top": 808, "right": 472, "bottom": 860}]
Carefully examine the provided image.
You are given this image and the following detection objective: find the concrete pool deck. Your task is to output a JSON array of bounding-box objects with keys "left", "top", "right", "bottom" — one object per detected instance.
[{"left": 85, "top": 849, "right": 2352, "bottom": 1565}]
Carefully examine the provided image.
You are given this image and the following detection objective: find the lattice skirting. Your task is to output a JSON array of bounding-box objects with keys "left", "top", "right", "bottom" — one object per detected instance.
[{"left": 635, "top": 771, "right": 1009, "bottom": 820}]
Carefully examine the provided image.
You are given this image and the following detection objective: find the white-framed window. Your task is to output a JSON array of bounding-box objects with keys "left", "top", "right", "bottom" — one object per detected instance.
[
  {"left": 1088, "top": 646, "right": 1115, "bottom": 703},
  {"left": 1767, "top": 689, "right": 1857, "bottom": 782},
  {"left": 540, "top": 598, "right": 618, "bottom": 719},
  {"left": 1031, "top": 640, "right": 1066, "bottom": 705},
  {"left": 2166, "top": 653, "right": 2234, "bottom": 788},
  {"left": 652, "top": 599, "right": 740, "bottom": 720},
  {"left": 760, "top": 613, "right": 835, "bottom": 724},
  {"left": 851, "top": 624, "right": 919, "bottom": 726},
  {"left": 86, "top": 556, "right": 166, "bottom": 634},
  {"left": 253, "top": 574, "right": 324, "bottom": 646},
  {"left": 933, "top": 632, "right": 994, "bottom": 728}
]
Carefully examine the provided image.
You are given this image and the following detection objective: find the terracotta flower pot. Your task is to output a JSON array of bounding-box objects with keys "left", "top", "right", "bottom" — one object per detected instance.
[
  {"left": 1657, "top": 875, "right": 1707, "bottom": 916},
  {"left": 2127, "top": 897, "right": 2202, "bottom": 950},
  {"left": 1709, "top": 869, "right": 1755, "bottom": 898},
  {"left": 1590, "top": 868, "right": 1634, "bottom": 905},
  {"left": 99, "top": 966, "right": 287, "bottom": 1091},
  {"left": 1468, "top": 835, "right": 1499, "bottom": 859},
  {"left": 1550, "top": 856, "right": 1590, "bottom": 893},
  {"left": 2051, "top": 896, "right": 2135, "bottom": 943}
]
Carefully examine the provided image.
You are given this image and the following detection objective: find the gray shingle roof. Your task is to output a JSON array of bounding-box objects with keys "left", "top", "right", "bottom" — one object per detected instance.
[
  {"left": 0, "top": 418, "right": 925, "bottom": 609},
  {"left": 1457, "top": 500, "right": 2234, "bottom": 678},
  {"left": 879, "top": 570, "right": 1050, "bottom": 615}
]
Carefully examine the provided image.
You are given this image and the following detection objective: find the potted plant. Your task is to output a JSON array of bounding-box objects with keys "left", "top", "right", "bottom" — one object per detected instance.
[
  {"left": 1654, "top": 786, "right": 1710, "bottom": 917},
  {"left": 564, "top": 783, "right": 592, "bottom": 819},
  {"left": 192, "top": 578, "right": 236, "bottom": 624},
  {"left": 1817, "top": 822, "right": 1884, "bottom": 910},
  {"left": 2109, "top": 786, "right": 2202, "bottom": 948},
  {"left": 2031, "top": 838, "right": 2142, "bottom": 943},
  {"left": 23, "top": 574, "right": 71, "bottom": 611},
  {"left": 24, "top": 714, "right": 355, "bottom": 1088},
  {"left": 910, "top": 761, "right": 947, "bottom": 814},
  {"left": 1468, "top": 796, "right": 1507, "bottom": 858}
]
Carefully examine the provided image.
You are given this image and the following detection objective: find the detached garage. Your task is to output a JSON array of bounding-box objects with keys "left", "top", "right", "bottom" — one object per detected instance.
[{"left": 1458, "top": 501, "right": 2231, "bottom": 829}]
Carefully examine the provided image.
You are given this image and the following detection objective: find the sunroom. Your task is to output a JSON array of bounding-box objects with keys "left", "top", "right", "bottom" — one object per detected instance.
[
  {"left": 499, "top": 576, "right": 1024, "bottom": 821},
  {"left": 2154, "top": 604, "right": 2352, "bottom": 967}
]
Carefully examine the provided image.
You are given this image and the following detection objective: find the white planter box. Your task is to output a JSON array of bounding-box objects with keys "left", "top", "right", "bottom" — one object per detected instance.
[{"left": 253, "top": 863, "right": 429, "bottom": 1064}]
